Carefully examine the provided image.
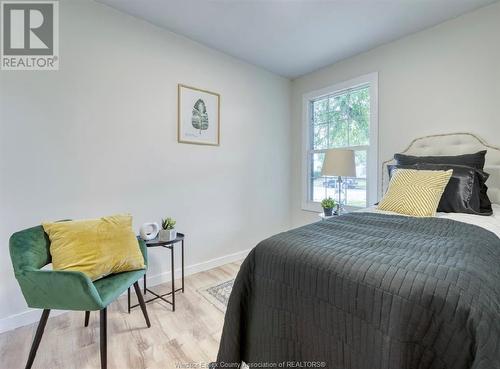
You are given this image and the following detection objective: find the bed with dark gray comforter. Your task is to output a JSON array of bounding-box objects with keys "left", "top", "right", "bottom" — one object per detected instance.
[{"left": 215, "top": 212, "right": 500, "bottom": 369}]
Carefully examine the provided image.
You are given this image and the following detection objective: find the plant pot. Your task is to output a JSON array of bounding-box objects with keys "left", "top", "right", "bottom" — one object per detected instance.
[
  {"left": 323, "top": 207, "right": 333, "bottom": 217},
  {"left": 159, "top": 229, "right": 177, "bottom": 242}
]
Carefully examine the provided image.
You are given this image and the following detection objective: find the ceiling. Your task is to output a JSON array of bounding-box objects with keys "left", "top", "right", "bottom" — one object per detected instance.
[{"left": 98, "top": 0, "right": 498, "bottom": 79}]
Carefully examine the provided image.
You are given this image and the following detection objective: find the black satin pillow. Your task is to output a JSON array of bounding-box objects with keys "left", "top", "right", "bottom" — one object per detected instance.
[
  {"left": 387, "top": 163, "right": 492, "bottom": 215},
  {"left": 394, "top": 150, "right": 487, "bottom": 170},
  {"left": 393, "top": 150, "right": 491, "bottom": 212}
]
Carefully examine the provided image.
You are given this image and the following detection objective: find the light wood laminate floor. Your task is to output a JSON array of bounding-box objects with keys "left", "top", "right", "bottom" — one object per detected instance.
[{"left": 0, "top": 261, "right": 241, "bottom": 369}]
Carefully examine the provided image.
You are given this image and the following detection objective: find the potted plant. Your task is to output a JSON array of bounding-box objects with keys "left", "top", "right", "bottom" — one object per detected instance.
[
  {"left": 321, "top": 197, "right": 336, "bottom": 216},
  {"left": 159, "top": 217, "right": 177, "bottom": 241}
]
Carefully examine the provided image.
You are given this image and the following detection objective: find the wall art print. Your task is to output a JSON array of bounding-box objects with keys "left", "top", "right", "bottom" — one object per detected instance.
[{"left": 178, "top": 84, "right": 220, "bottom": 146}]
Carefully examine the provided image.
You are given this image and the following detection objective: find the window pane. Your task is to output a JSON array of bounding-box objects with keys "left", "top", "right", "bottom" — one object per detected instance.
[
  {"left": 313, "top": 99, "right": 328, "bottom": 124},
  {"left": 345, "top": 150, "right": 367, "bottom": 207},
  {"left": 313, "top": 124, "right": 329, "bottom": 150},
  {"left": 347, "top": 88, "right": 370, "bottom": 146},
  {"left": 312, "top": 177, "right": 339, "bottom": 203},
  {"left": 345, "top": 178, "right": 367, "bottom": 207},
  {"left": 310, "top": 152, "right": 323, "bottom": 203},
  {"left": 329, "top": 119, "right": 349, "bottom": 148},
  {"left": 355, "top": 150, "right": 367, "bottom": 179},
  {"left": 310, "top": 152, "right": 324, "bottom": 181}
]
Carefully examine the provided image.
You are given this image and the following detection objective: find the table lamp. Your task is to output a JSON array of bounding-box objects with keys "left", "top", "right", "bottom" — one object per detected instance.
[{"left": 321, "top": 149, "right": 356, "bottom": 214}]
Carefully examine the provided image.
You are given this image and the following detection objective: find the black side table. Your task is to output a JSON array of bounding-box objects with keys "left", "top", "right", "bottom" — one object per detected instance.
[{"left": 128, "top": 233, "right": 185, "bottom": 312}]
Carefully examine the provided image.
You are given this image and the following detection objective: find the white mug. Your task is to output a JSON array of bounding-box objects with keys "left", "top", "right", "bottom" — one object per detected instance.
[{"left": 139, "top": 222, "right": 160, "bottom": 241}]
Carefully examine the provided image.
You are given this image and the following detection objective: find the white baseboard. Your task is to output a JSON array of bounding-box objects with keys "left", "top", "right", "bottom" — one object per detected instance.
[
  {"left": 0, "top": 248, "right": 250, "bottom": 334},
  {"left": 145, "top": 247, "right": 249, "bottom": 286}
]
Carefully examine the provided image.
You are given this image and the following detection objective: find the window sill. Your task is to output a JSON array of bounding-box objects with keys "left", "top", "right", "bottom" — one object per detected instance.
[{"left": 301, "top": 202, "right": 365, "bottom": 213}]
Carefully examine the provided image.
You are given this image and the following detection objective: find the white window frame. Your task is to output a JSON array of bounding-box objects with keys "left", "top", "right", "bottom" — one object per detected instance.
[{"left": 301, "top": 72, "right": 379, "bottom": 212}]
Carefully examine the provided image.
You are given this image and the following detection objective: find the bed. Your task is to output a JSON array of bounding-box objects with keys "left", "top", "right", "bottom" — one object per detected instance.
[{"left": 215, "top": 133, "right": 500, "bottom": 369}]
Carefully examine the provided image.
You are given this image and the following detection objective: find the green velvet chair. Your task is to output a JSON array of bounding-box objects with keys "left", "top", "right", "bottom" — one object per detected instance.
[{"left": 9, "top": 224, "right": 151, "bottom": 369}]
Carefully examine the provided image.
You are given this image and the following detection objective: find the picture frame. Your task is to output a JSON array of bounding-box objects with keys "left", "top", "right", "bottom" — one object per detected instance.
[{"left": 178, "top": 84, "right": 220, "bottom": 146}]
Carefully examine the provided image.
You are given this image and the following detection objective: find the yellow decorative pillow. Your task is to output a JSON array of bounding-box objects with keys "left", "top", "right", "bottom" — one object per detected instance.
[
  {"left": 378, "top": 169, "right": 453, "bottom": 217},
  {"left": 43, "top": 214, "right": 145, "bottom": 281}
]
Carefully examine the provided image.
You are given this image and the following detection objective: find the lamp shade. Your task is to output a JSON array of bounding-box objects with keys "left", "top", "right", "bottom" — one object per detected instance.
[{"left": 321, "top": 149, "right": 356, "bottom": 177}]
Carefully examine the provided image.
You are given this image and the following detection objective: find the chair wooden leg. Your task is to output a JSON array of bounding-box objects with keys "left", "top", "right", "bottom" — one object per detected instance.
[
  {"left": 133, "top": 281, "right": 151, "bottom": 328},
  {"left": 84, "top": 311, "right": 90, "bottom": 327},
  {"left": 25, "top": 309, "right": 50, "bottom": 369},
  {"left": 100, "top": 308, "right": 107, "bottom": 369}
]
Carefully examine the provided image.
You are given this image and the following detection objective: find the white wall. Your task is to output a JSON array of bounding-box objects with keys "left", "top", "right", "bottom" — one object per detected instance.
[
  {"left": 290, "top": 2, "right": 500, "bottom": 226},
  {"left": 0, "top": 0, "right": 291, "bottom": 331}
]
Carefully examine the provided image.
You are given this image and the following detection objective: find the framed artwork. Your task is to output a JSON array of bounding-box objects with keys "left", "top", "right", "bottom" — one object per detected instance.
[{"left": 178, "top": 84, "right": 220, "bottom": 146}]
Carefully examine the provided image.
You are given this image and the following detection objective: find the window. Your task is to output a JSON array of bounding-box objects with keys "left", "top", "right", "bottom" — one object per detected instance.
[{"left": 302, "top": 73, "right": 378, "bottom": 212}]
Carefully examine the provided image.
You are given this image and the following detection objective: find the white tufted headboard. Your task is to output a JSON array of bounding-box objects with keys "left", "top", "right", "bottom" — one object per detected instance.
[{"left": 382, "top": 133, "right": 500, "bottom": 204}]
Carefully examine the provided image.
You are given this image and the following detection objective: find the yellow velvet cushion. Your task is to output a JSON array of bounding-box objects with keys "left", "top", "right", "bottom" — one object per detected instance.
[
  {"left": 42, "top": 214, "right": 145, "bottom": 281},
  {"left": 378, "top": 169, "right": 453, "bottom": 217}
]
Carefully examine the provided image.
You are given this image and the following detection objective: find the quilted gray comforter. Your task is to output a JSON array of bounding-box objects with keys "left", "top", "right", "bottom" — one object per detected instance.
[{"left": 215, "top": 212, "right": 500, "bottom": 369}]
